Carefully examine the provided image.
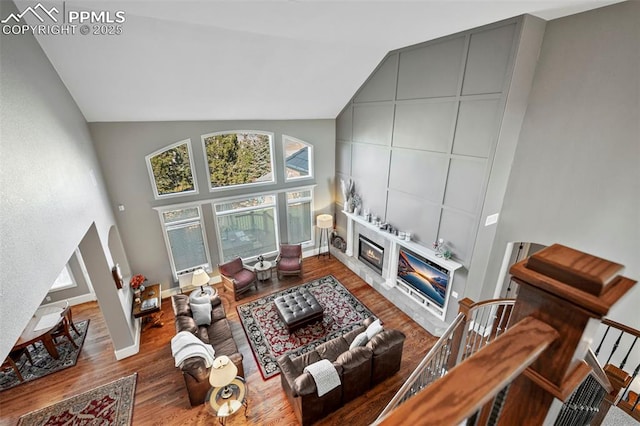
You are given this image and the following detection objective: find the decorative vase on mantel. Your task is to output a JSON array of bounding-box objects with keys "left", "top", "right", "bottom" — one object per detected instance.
[{"left": 345, "top": 197, "right": 354, "bottom": 213}]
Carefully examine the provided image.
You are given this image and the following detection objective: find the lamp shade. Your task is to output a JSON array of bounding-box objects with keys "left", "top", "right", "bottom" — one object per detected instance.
[
  {"left": 209, "top": 355, "right": 238, "bottom": 387},
  {"left": 191, "top": 268, "right": 210, "bottom": 287},
  {"left": 317, "top": 214, "right": 333, "bottom": 229}
]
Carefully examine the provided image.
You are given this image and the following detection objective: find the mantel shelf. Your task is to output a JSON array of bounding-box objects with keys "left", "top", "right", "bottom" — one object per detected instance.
[{"left": 342, "top": 211, "right": 463, "bottom": 272}]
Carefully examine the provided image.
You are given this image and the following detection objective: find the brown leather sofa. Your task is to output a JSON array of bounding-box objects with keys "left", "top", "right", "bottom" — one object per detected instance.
[
  {"left": 277, "top": 318, "right": 406, "bottom": 425},
  {"left": 171, "top": 293, "right": 244, "bottom": 406}
]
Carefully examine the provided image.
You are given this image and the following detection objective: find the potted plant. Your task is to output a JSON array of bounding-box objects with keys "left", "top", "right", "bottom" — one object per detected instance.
[{"left": 130, "top": 274, "right": 146, "bottom": 302}]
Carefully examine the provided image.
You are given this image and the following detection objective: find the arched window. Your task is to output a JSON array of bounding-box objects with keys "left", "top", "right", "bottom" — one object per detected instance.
[
  {"left": 283, "top": 135, "right": 313, "bottom": 181},
  {"left": 202, "top": 131, "right": 275, "bottom": 191},
  {"left": 146, "top": 139, "right": 198, "bottom": 199}
]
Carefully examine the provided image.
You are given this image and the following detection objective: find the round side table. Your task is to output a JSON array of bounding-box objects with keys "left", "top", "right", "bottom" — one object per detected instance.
[
  {"left": 208, "top": 377, "right": 248, "bottom": 425},
  {"left": 254, "top": 261, "right": 273, "bottom": 282}
]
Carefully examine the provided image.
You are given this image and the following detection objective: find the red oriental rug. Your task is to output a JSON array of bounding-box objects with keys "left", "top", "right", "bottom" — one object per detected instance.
[
  {"left": 17, "top": 373, "right": 137, "bottom": 426},
  {"left": 237, "top": 275, "right": 373, "bottom": 380}
]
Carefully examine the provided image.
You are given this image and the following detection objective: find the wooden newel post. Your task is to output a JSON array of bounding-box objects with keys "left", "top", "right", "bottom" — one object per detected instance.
[{"left": 498, "top": 244, "right": 636, "bottom": 425}]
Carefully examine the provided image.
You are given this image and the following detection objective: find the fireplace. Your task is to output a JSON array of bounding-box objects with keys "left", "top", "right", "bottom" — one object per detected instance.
[{"left": 358, "top": 235, "right": 384, "bottom": 274}]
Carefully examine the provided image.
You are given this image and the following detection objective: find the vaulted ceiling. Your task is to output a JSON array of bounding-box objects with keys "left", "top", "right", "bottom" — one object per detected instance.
[{"left": 19, "top": 0, "right": 619, "bottom": 122}]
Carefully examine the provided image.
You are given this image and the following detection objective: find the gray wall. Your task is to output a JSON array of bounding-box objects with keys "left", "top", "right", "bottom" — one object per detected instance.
[
  {"left": 335, "top": 16, "right": 545, "bottom": 321},
  {"left": 90, "top": 120, "right": 335, "bottom": 290},
  {"left": 483, "top": 1, "right": 640, "bottom": 328},
  {"left": 0, "top": 0, "right": 135, "bottom": 360}
]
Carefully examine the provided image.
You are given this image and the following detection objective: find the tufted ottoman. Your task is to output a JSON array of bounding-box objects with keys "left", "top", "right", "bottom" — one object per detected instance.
[{"left": 274, "top": 289, "right": 324, "bottom": 333}]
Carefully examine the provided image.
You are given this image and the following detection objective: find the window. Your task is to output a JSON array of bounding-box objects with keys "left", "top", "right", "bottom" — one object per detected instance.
[
  {"left": 49, "top": 265, "right": 76, "bottom": 292},
  {"left": 286, "top": 189, "right": 313, "bottom": 245},
  {"left": 202, "top": 131, "right": 275, "bottom": 191},
  {"left": 146, "top": 140, "right": 198, "bottom": 199},
  {"left": 158, "top": 206, "right": 211, "bottom": 278},
  {"left": 214, "top": 195, "right": 279, "bottom": 262},
  {"left": 283, "top": 135, "right": 313, "bottom": 181}
]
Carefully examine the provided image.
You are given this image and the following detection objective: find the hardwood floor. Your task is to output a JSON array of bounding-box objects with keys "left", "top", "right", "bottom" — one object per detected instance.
[{"left": 0, "top": 257, "right": 437, "bottom": 425}]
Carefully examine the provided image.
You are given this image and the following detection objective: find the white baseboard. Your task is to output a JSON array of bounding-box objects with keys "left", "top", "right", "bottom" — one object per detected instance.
[{"left": 114, "top": 319, "right": 141, "bottom": 360}]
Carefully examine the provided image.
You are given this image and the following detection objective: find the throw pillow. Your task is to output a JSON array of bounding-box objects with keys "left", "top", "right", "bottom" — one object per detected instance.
[
  {"left": 191, "top": 302, "right": 212, "bottom": 326},
  {"left": 189, "top": 291, "right": 211, "bottom": 305},
  {"left": 366, "top": 318, "right": 383, "bottom": 340},
  {"left": 349, "top": 331, "right": 369, "bottom": 350}
]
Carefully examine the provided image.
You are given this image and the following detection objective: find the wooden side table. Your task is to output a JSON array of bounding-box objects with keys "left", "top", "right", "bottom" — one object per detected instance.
[
  {"left": 254, "top": 261, "right": 273, "bottom": 282},
  {"left": 132, "top": 283, "right": 163, "bottom": 330}
]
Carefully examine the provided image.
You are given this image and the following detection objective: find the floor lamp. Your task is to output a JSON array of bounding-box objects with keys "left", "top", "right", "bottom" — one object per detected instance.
[{"left": 317, "top": 214, "right": 333, "bottom": 259}]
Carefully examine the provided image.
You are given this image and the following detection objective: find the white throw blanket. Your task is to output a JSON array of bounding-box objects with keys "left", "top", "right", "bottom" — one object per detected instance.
[
  {"left": 303, "top": 359, "right": 341, "bottom": 397},
  {"left": 171, "top": 331, "right": 215, "bottom": 368}
]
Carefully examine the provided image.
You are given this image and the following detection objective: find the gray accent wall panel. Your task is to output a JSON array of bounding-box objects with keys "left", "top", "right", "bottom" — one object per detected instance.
[
  {"left": 336, "top": 107, "right": 352, "bottom": 141},
  {"left": 351, "top": 144, "right": 391, "bottom": 216},
  {"left": 453, "top": 99, "right": 502, "bottom": 158},
  {"left": 443, "top": 158, "right": 487, "bottom": 214},
  {"left": 388, "top": 149, "right": 448, "bottom": 203},
  {"left": 352, "top": 104, "right": 394, "bottom": 146},
  {"left": 336, "top": 141, "right": 352, "bottom": 175},
  {"left": 335, "top": 16, "right": 542, "bottom": 324},
  {"left": 392, "top": 101, "right": 457, "bottom": 152},
  {"left": 439, "top": 209, "right": 476, "bottom": 263},
  {"left": 354, "top": 54, "right": 398, "bottom": 103},
  {"left": 397, "top": 36, "right": 466, "bottom": 100},
  {"left": 462, "top": 24, "right": 517, "bottom": 95},
  {"left": 387, "top": 190, "right": 440, "bottom": 245}
]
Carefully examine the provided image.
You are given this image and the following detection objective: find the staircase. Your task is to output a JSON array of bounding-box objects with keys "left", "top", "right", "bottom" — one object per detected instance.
[{"left": 373, "top": 244, "right": 638, "bottom": 425}]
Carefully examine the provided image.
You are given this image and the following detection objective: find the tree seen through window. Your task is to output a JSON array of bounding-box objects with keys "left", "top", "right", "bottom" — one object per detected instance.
[{"left": 203, "top": 132, "right": 273, "bottom": 189}]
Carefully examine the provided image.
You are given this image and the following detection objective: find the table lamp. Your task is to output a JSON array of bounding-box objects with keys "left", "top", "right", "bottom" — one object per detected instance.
[
  {"left": 191, "top": 268, "right": 210, "bottom": 296},
  {"left": 316, "top": 214, "right": 333, "bottom": 259},
  {"left": 209, "top": 355, "right": 238, "bottom": 399}
]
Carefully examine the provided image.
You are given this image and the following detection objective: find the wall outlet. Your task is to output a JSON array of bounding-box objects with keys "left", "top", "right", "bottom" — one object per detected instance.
[{"left": 451, "top": 291, "right": 459, "bottom": 299}]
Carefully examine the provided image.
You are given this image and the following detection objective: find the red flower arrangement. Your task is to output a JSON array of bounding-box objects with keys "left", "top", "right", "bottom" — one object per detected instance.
[{"left": 130, "top": 274, "right": 146, "bottom": 290}]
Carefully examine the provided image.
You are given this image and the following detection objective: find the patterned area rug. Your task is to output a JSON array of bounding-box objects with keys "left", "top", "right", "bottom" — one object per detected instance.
[
  {"left": 17, "top": 373, "right": 137, "bottom": 426},
  {"left": 237, "top": 275, "right": 373, "bottom": 380},
  {"left": 0, "top": 319, "right": 90, "bottom": 392}
]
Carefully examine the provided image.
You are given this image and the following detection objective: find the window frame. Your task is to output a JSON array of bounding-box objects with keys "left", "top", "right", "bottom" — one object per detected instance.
[
  {"left": 201, "top": 130, "right": 276, "bottom": 193},
  {"left": 212, "top": 192, "right": 280, "bottom": 263},
  {"left": 145, "top": 139, "right": 199, "bottom": 200},
  {"left": 285, "top": 186, "right": 315, "bottom": 247},
  {"left": 155, "top": 203, "right": 212, "bottom": 281},
  {"left": 49, "top": 264, "right": 77, "bottom": 292},
  {"left": 283, "top": 135, "right": 314, "bottom": 182}
]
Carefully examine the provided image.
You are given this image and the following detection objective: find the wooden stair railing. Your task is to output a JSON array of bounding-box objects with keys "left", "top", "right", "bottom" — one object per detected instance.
[
  {"left": 592, "top": 317, "right": 640, "bottom": 422},
  {"left": 374, "top": 244, "right": 636, "bottom": 425},
  {"left": 375, "top": 312, "right": 466, "bottom": 421},
  {"left": 375, "top": 298, "right": 517, "bottom": 422},
  {"left": 375, "top": 316, "right": 559, "bottom": 425}
]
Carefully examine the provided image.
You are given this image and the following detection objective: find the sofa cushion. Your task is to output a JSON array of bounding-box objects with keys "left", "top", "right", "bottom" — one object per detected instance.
[
  {"left": 349, "top": 331, "right": 369, "bottom": 350},
  {"left": 191, "top": 303, "right": 212, "bottom": 326},
  {"left": 208, "top": 316, "right": 233, "bottom": 345},
  {"left": 172, "top": 294, "right": 191, "bottom": 317},
  {"left": 316, "top": 337, "right": 349, "bottom": 362},
  {"left": 292, "top": 351, "right": 321, "bottom": 373},
  {"left": 175, "top": 315, "right": 198, "bottom": 334},
  {"left": 367, "top": 329, "right": 406, "bottom": 354},
  {"left": 197, "top": 326, "right": 210, "bottom": 344},
  {"left": 336, "top": 346, "right": 372, "bottom": 370},
  {"left": 211, "top": 303, "right": 226, "bottom": 322}
]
